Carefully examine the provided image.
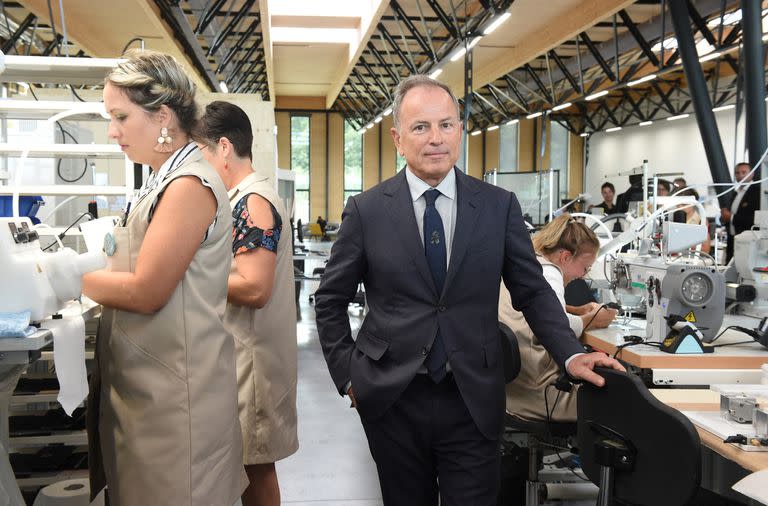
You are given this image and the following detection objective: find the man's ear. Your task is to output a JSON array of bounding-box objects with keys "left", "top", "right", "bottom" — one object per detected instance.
[
  {"left": 219, "top": 136, "right": 233, "bottom": 158},
  {"left": 390, "top": 127, "right": 401, "bottom": 155}
]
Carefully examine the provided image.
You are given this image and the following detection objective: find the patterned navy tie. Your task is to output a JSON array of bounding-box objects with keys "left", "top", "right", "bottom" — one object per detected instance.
[{"left": 423, "top": 189, "right": 447, "bottom": 382}]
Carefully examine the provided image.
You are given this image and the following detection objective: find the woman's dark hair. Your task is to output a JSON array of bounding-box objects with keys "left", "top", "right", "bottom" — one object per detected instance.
[
  {"left": 678, "top": 187, "right": 700, "bottom": 199},
  {"left": 601, "top": 182, "right": 615, "bottom": 193},
  {"left": 197, "top": 101, "right": 253, "bottom": 160}
]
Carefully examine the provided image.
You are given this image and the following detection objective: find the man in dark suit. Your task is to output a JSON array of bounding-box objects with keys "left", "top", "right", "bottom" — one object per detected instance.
[
  {"left": 314, "top": 75, "right": 623, "bottom": 505},
  {"left": 723, "top": 162, "right": 760, "bottom": 262}
]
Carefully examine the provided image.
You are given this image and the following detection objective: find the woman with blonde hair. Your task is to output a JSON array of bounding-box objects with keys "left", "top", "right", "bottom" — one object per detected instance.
[
  {"left": 499, "top": 214, "right": 617, "bottom": 421},
  {"left": 83, "top": 50, "right": 244, "bottom": 505}
]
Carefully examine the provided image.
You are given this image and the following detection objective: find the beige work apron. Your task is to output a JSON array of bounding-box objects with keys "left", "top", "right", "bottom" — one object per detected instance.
[
  {"left": 499, "top": 257, "right": 579, "bottom": 422},
  {"left": 88, "top": 149, "right": 244, "bottom": 505},
  {"left": 225, "top": 173, "right": 298, "bottom": 464}
]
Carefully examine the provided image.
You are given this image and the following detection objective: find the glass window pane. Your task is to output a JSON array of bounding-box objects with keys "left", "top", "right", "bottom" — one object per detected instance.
[
  {"left": 291, "top": 116, "right": 310, "bottom": 191},
  {"left": 550, "top": 122, "right": 569, "bottom": 200},
  {"left": 396, "top": 152, "right": 406, "bottom": 172},
  {"left": 344, "top": 120, "right": 362, "bottom": 191},
  {"left": 499, "top": 123, "right": 518, "bottom": 172},
  {"left": 456, "top": 132, "right": 466, "bottom": 172},
  {"left": 295, "top": 189, "right": 309, "bottom": 224}
]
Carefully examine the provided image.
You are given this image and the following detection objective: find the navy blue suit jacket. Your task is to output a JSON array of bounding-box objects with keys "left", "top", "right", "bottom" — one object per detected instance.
[{"left": 315, "top": 168, "right": 584, "bottom": 439}]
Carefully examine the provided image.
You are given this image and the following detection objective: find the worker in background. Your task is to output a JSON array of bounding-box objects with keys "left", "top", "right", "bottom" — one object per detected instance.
[
  {"left": 588, "top": 182, "right": 616, "bottom": 214},
  {"left": 499, "top": 214, "right": 617, "bottom": 422},
  {"left": 82, "top": 50, "right": 244, "bottom": 505},
  {"left": 615, "top": 174, "right": 644, "bottom": 214},
  {"left": 655, "top": 179, "right": 671, "bottom": 197},
  {"left": 197, "top": 101, "right": 298, "bottom": 506},
  {"left": 316, "top": 215, "right": 329, "bottom": 240},
  {"left": 673, "top": 177, "right": 687, "bottom": 193},
  {"left": 722, "top": 162, "right": 760, "bottom": 262}
]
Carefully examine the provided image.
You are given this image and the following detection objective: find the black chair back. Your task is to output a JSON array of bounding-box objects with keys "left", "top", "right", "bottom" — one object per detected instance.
[
  {"left": 577, "top": 368, "right": 701, "bottom": 506},
  {"left": 498, "top": 322, "right": 521, "bottom": 384}
]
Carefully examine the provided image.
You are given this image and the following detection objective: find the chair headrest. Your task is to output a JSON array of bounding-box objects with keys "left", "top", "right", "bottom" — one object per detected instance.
[
  {"left": 577, "top": 368, "right": 701, "bottom": 506},
  {"left": 498, "top": 322, "right": 521, "bottom": 384}
]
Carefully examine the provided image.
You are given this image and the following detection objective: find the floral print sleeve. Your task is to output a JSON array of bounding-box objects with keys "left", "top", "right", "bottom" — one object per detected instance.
[{"left": 232, "top": 193, "right": 282, "bottom": 256}]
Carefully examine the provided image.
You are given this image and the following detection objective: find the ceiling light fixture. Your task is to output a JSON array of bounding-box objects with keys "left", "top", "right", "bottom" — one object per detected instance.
[
  {"left": 712, "top": 104, "right": 735, "bottom": 112},
  {"left": 429, "top": 68, "right": 443, "bottom": 79},
  {"left": 486, "top": 125, "right": 499, "bottom": 131},
  {"left": 383, "top": 107, "right": 392, "bottom": 116},
  {"left": 526, "top": 111, "right": 543, "bottom": 119},
  {"left": 218, "top": 81, "right": 228, "bottom": 93},
  {"left": 606, "top": 126, "right": 622, "bottom": 133},
  {"left": 699, "top": 51, "right": 721, "bottom": 63},
  {"left": 639, "top": 121, "right": 653, "bottom": 126},
  {"left": 470, "top": 130, "right": 482, "bottom": 136},
  {"left": 374, "top": 116, "right": 382, "bottom": 123},
  {"left": 667, "top": 114, "right": 689, "bottom": 121},
  {"left": 552, "top": 102, "right": 572, "bottom": 111},
  {"left": 580, "top": 132, "right": 589, "bottom": 137},
  {"left": 483, "top": 12, "right": 512, "bottom": 35},
  {"left": 585, "top": 90, "right": 609, "bottom": 101},
  {"left": 627, "top": 74, "right": 657, "bottom": 87},
  {"left": 506, "top": 119, "right": 519, "bottom": 126}
]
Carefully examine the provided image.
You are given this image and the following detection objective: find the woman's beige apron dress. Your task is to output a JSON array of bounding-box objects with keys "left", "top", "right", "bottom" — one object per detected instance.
[
  {"left": 88, "top": 146, "right": 245, "bottom": 505},
  {"left": 499, "top": 256, "right": 579, "bottom": 422},
  {"left": 225, "top": 173, "right": 298, "bottom": 464}
]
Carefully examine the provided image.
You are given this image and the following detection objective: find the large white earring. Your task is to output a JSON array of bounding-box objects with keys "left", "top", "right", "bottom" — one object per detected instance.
[{"left": 154, "top": 127, "right": 173, "bottom": 153}]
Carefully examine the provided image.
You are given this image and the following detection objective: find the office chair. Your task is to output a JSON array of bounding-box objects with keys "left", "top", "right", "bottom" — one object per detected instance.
[
  {"left": 500, "top": 323, "right": 576, "bottom": 506},
  {"left": 577, "top": 367, "right": 701, "bottom": 506}
]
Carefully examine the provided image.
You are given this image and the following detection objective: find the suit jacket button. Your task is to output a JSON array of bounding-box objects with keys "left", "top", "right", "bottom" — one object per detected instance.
[{"left": 439, "top": 305, "right": 446, "bottom": 312}]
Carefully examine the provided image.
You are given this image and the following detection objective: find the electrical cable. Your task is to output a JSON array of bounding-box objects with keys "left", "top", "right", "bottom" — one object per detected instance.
[
  {"left": 54, "top": 121, "right": 89, "bottom": 183},
  {"left": 41, "top": 211, "right": 91, "bottom": 251},
  {"left": 542, "top": 384, "right": 590, "bottom": 482}
]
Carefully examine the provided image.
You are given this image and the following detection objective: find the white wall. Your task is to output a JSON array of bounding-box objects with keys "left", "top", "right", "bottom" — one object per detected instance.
[{"left": 584, "top": 108, "right": 750, "bottom": 216}]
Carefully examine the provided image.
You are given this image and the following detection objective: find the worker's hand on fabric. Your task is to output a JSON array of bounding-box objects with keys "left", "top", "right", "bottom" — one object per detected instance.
[
  {"left": 566, "top": 352, "right": 625, "bottom": 387},
  {"left": 347, "top": 387, "right": 357, "bottom": 408},
  {"left": 588, "top": 307, "right": 618, "bottom": 329},
  {"left": 569, "top": 302, "right": 601, "bottom": 316}
]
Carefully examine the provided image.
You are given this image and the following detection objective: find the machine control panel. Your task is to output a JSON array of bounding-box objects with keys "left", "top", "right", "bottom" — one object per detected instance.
[{"left": 7, "top": 221, "right": 38, "bottom": 244}]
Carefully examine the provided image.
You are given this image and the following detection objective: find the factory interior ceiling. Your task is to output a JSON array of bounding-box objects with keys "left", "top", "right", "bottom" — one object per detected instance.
[{"left": 0, "top": 0, "right": 764, "bottom": 135}]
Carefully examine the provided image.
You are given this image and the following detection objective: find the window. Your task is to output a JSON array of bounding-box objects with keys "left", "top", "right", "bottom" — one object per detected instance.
[
  {"left": 549, "top": 121, "right": 569, "bottom": 201},
  {"left": 499, "top": 122, "right": 519, "bottom": 172},
  {"left": 456, "top": 132, "right": 466, "bottom": 172},
  {"left": 396, "top": 152, "right": 406, "bottom": 172},
  {"left": 343, "top": 120, "right": 362, "bottom": 206},
  {"left": 291, "top": 115, "right": 310, "bottom": 223}
]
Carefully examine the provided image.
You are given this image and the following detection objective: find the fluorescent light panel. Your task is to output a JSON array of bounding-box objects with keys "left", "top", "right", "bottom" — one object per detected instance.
[
  {"left": 506, "top": 119, "right": 519, "bottom": 126},
  {"left": 713, "top": 104, "right": 735, "bottom": 112},
  {"left": 429, "top": 68, "right": 443, "bottom": 79},
  {"left": 374, "top": 116, "right": 382, "bottom": 123},
  {"left": 605, "top": 126, "right": 622, "bottom": 133},
  {"left": 552, "top": 102, "right": 572, "bottom": 111},
  {"left": 383, "top": 107, "right": 392, "bottom": 116},
  {"left": 470, "top": 130, "right": 482, "bottom": 136},
  {"left": 579, "top": 132, "right": 589, "bottom": 137},
  {"left": 627, "top": 74, "right": 656, "bottom": 87},
  {"left": 484, "top": 12, "right": 511, "bottom": 35},
  {"left": 639, "top": 121, "right": 653, "bottom": 126},
  {"left": 699, "top": 51, "right": 721, "bottom": 63},
  {"left": 585, "top": 90, "right": 609, "bottom": 101},
  {"left": 486, "top": 125, "right": 499, "bottom": 131},
  {"left": 450, "top": 47, "right": 467, "bottom": 62},
  {"left": 667, "top": 114, "right": 689, "bottom": 121},
  {"left": 526, "top": 111, "right": 543, "bottom": 119}
]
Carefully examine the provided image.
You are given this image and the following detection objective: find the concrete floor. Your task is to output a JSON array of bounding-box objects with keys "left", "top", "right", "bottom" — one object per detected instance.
[{"left": 276, "top": 242, "right": 592, "bottom": 505}]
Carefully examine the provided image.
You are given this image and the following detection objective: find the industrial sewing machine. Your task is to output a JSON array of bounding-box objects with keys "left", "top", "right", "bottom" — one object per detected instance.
[
  {"left": 609, "top": 220, "right": 725, "bottom": 347},
  {"left": 731, "top": 210, "right": 768, "bottom": 319}
]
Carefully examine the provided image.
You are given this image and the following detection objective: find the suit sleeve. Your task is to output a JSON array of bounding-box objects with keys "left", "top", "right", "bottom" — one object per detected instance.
[
  {"left": 314, "top": 196, "right": 367, "bottom": 395},
  {"left": 501, "top": 193, "right": 585, "bottom": 369}
]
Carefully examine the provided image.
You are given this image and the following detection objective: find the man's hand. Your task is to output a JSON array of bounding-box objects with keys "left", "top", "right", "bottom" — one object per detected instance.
[
  {"left": 347, "top": 387, "right": 357, "bottom": 408},
  {"left": 721, "top": 207, "right": 732, "bottom": 223},
  {"left": 566, "top": 352, "right": 625, "bottom": 387}
]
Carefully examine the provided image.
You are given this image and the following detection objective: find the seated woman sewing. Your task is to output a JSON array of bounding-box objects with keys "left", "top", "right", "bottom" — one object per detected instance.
[{"left": 499, "top": 214, "right": 617, "bottom": 422}]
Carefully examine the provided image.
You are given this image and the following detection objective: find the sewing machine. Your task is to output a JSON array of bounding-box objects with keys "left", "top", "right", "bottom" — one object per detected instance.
[
  {"left": 609, "top": 219, "right": 724, "bottom": 344},
  {"left": 0, "top": 216, "right": 104, "bottom": 503},
  {"left": 732, "top": 211, "right": 768, "bottom": 318}
]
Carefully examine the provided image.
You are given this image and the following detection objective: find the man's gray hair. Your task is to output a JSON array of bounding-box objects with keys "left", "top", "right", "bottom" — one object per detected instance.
[{"left": 391, "top": 75, "right": 461, "bottom": 131}]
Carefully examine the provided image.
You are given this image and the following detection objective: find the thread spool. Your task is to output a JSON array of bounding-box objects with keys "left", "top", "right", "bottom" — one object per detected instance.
[{"left": 33, "top": 478, "right": 101, "bottom": 506}]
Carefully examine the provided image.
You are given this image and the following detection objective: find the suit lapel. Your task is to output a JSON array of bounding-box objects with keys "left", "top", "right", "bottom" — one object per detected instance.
[
  {"left": 383, "top": 172, "right": 438, "bottom": 296},
  {"left": 443, "top": 169, "right": 481, "bottom": 295}
]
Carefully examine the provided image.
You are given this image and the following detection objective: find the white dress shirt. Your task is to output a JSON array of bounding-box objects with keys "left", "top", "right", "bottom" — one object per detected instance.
[{"left": 405, "top": 166, "right": 457, "bottom": 266}]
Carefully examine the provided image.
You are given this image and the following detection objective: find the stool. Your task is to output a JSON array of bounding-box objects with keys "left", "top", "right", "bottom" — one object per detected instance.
[
  {"left": 33, "top": 478, "right": 103, "bottom": 506},
  {"left": 504, "top": 413, "right": 577, "bottom": 506}
]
